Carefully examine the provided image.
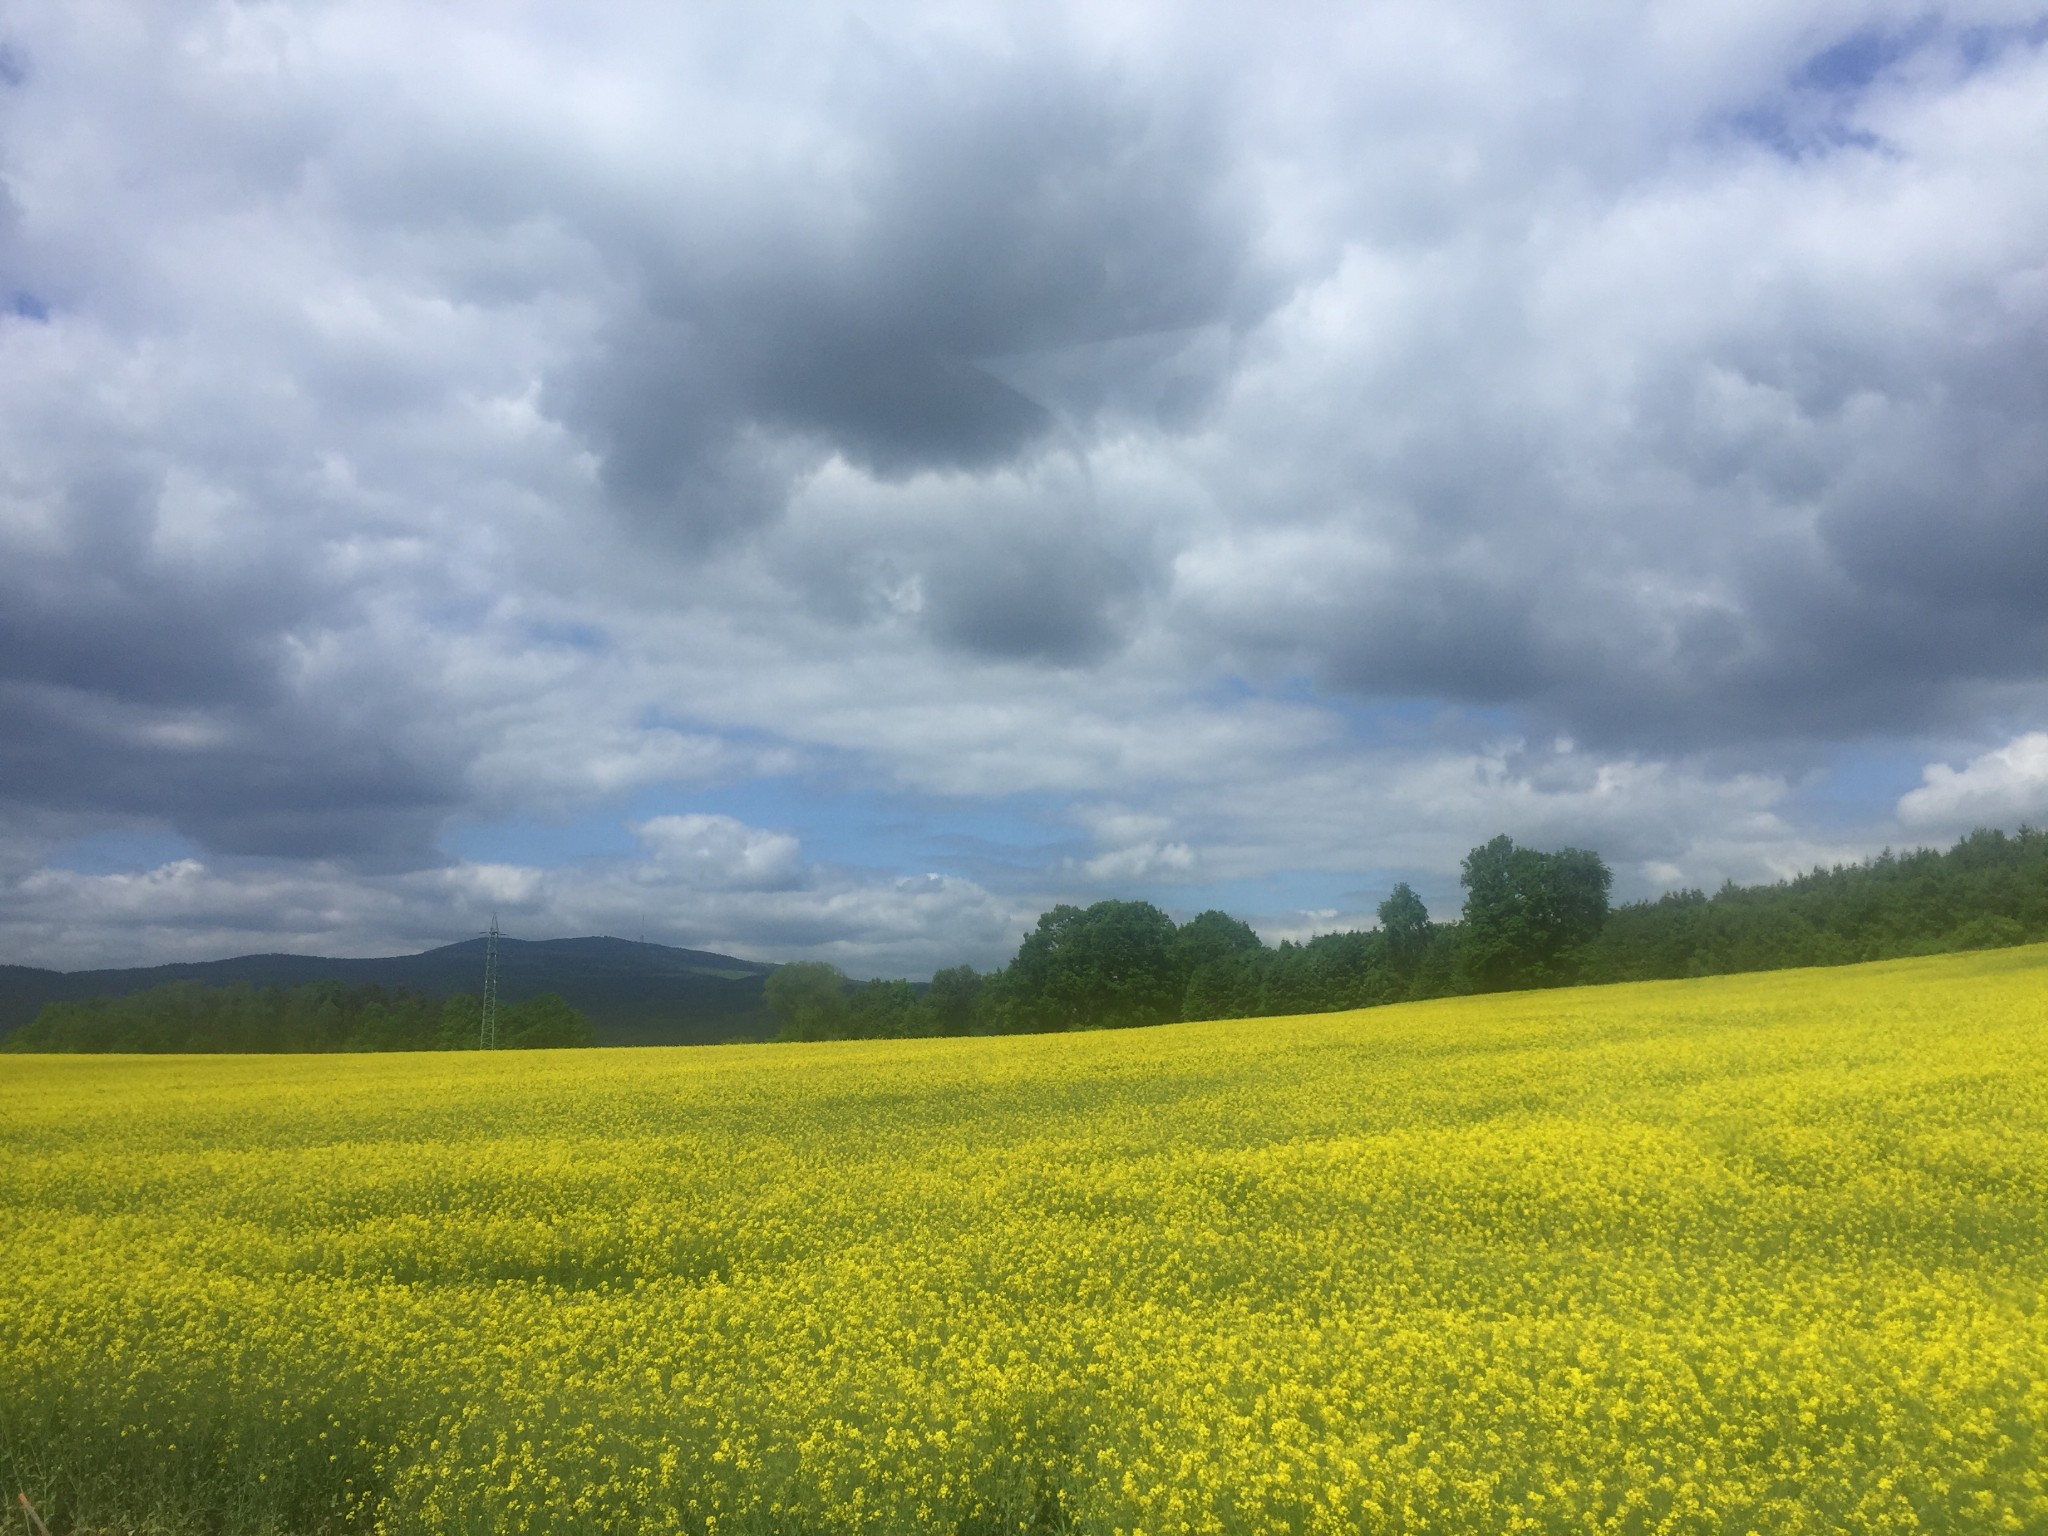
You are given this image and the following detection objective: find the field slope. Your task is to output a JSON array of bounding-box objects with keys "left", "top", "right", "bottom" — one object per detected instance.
[{"left": 3, "top": 947, "right": 2045, "bottom": 1534}]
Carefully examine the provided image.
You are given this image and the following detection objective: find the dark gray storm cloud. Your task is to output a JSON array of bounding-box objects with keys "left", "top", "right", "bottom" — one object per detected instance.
[
  {"left": 548, "top": 36, "right": 1262, "bottom": 537},
  {"left": 0, "top": 453, "right": 455, "bottom": 862},
  {"left": 1, "top": 468, "right": 296, "bottom": 707},
  {"left": 919, "top": 519, "right": 1150, "bottom": 665},
  {"left": 0, "top": 682, "right": 457, "bottom": 865}
]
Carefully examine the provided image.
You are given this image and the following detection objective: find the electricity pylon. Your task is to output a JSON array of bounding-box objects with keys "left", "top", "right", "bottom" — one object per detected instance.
[{"left": 480, "top": 913, "right": 501, "bottom": 1049}]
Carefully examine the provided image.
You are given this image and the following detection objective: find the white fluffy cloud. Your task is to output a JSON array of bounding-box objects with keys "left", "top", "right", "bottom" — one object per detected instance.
[
  {"left": 1898, "top": 732, "right": 2048, "bottom": 832},
  {"left": 632, "top": 814, "right": 805, "bottom": 891}
]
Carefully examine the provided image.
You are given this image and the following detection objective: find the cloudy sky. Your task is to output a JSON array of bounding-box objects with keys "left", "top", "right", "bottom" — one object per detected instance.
[{"left": 3, "top": 1, "right": 2046, "bottom": 974}]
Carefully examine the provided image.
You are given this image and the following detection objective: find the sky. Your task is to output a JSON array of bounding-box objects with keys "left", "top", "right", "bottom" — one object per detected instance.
[{"left": 2, "top": 0, "right": 2047, "bottom": 976}]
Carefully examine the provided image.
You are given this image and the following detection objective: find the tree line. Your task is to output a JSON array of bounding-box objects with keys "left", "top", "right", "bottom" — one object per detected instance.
[
  {"left": 1583, "top": 825, "right": 2048, "bottom": 980},
  {"left": 10, "top": 825, "right": 2040, "bottom": 1052},
  {"left": 768, "top": 825, "right": 2048, "bottom": 1040},
  {"left": 2, "top": 980, "right": 596, "bottom": 1053}
]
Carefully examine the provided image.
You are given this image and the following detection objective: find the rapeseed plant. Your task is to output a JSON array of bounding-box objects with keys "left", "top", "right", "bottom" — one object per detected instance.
[{"left": 1, "top": 946, "right": 2043, "bottom": 1533}]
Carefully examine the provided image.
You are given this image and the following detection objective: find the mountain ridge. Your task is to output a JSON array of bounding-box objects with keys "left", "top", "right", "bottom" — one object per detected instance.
[{"left": 0, "top": 936, "right": 778, "bottom": 1047}]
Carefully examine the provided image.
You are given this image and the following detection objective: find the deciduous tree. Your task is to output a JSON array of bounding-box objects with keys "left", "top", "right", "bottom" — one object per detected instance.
[
  {"left": 1459, "top": 835, "right": 1611, "bottom": 991},
  {"left": 765, "top": 961, "right": 852, "bottom": 1040},
  {"left": 1007, "top": 899, "right": 1182, "bottom": 1030}
]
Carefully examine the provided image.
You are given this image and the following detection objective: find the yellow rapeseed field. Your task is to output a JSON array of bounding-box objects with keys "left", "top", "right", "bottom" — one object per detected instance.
[{"left": 3, "top": 947, "right": 2045, "bottom": 1534}]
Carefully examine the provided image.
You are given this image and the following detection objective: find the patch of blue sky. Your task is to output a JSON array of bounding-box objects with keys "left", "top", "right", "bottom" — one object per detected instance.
[
  {"left": 442, "top": 775, "right": 1076, "bottom": 879},
  {"left": 7, "top": 291, "right": 48, "bottom": 321},
  {"left": 1788, "top": 744, "right": 1949, "bottom": 836},
  {"left": 1732, "top": 14, "right": 2048, "bottom": 164},
  {"left": 1716, "top": 18, "right": 1966, "bottom": 164},
  {"left": 1957, "top": 18, "right": 2048, "bottom": 73},
  {"left": 1724, "top": 106, "right": 1886, "bottom": 162},
  {"left": 51, "top": 828, "right": 202, "bottom": 875},
  {"left": 681, "top": 778, "right": 1075, "bottom": 875},
  {"left": 1797, "top": 20, "right": 1940, "bottom": 93},
  {"left": 1116, "top": 868, "right": 1454, "bottom": 931},
  {"left": 440, "top": 807, "right": 642, "bottom": 865}
]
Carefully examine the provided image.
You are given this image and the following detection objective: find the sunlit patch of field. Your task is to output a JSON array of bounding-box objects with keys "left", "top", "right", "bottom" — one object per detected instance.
[{"left": 3, "top": 947, "right": 2045, "bottom": 1534}]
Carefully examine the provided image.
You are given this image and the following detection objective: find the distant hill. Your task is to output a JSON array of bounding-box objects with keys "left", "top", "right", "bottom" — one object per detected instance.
[{"left": 0, "top": 937, "right": 778, "bottom": 1047}]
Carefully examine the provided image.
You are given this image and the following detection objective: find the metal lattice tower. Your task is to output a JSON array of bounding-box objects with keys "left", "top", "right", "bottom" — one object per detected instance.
[{"left": 480, "top": 913, "right": 501, "bottom": 1049}]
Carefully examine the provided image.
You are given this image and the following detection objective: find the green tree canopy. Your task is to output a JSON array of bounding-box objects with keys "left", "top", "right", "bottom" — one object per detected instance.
[
  {"left": 1460, "top": 835, "right": 1612, "bottom": 991},
  {"left": 6, "top": 980, "right": 497, "bottom": 1054},
  {"left": 848, "top": 978, "right": 924, "bottom": 1038},
  {"left": 499, "top": 993, "right": 597, "bottom": 1049},
  {"left": 1376, "top": 882, "right": 1433, "bottom": 972},
  {"left": 1007, "top": 899, "right": 1183, "bottom": 1031},
  {"left": 765, "top": 961, "right": 852, "bottom": 1041},
  {"left": 925, "top": 965, "right": 983, "bottom": 1035},
  {"left": 1175, "top": 910, "right": 1266, "bottom": 1022},
  {"left": 1175, "top": 910, "right": 1265, "bottom": 970}
]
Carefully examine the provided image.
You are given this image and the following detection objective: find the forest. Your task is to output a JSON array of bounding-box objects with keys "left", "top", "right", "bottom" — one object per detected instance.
[
  {"left": 3, "top": 981, "right": 595, "bottom": 1054},
  {"left": 768, "top": 824, "right": 2048, "bottom": 1040}
]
